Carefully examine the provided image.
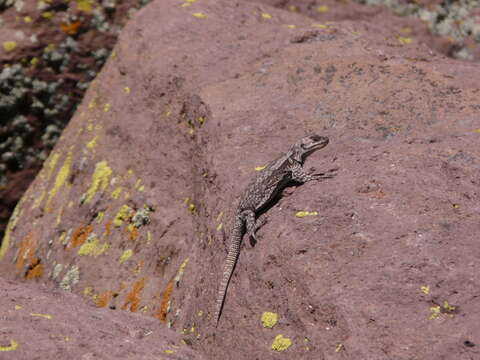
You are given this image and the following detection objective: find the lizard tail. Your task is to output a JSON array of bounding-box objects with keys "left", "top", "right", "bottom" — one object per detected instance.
[{"left": 214, "top": 216, "right": 243, "bottom": 327}]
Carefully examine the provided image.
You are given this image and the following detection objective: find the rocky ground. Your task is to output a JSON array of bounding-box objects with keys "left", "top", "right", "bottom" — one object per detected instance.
[{"left": 1, "top": 0, "right": 480, "bottom": 359}]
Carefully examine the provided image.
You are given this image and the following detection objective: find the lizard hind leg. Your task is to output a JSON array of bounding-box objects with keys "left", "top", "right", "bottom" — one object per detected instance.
[{"left": 242, "top": 209, "right": 258, "bottom": 247}]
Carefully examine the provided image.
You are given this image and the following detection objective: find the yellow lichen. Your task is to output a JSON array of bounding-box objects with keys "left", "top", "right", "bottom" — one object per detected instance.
[
  {"left": 31, "top": 190, "right": 46, "bottom": 209},
  {"left": 83, "top": 287, "right": 94, "bottom": 298},
  {"left": 76, "top": 0, "right": 94, "bottom": 12},
  {"left": 78, "top": 236, "right": 110, "bottom": 256},
  {"left": 261, "top": 312, "right": 278, "bottom": 328},
  {"left": 443, "top": 301, "right": 455, "bottom": 312},
  {"left": 420, "top": 285, "right": 430, "bottom": 294},
  {"left": 45, "top": 151, "right": 73, "bottom": 212},
  {"left": 30, "top": 313, "right": 52, "bottom": 319},
  {"left": 398, "top": 37, "right": 412, "bottom": 45},
  {"left": 3, "top": 41, "right": 17, "bottom": 52},
  {"left": 95, "top": 211, "right": 105, "bottom": 223},
  {"left": 429, "top": 306, "right": 441, "bottom": 320},
  {"left": 45, "top": 152, "right": 60, "bottom": 180},
  {"left": 0, "top": 340, "right": 18, "bottom": 351},
  {"left": 295, "top": 211, "right": 318, "bottom": 217},
  {"left": 56, "top": 205, "right": 64, "bottom": 225},
  {"left": 271, "top": 335, "right": 292, "bottom": 351},
  {"left": 316, "top": 5, "right": 329, "bottom": 13},
  {"left": 134, "top": 179, "right": 142, "bottom": 190},
  {"left": 41, "top": 11, "right": 54, "bottom": 18},
  {"left": 88, "top": 97, "right": 97, "bottom": 109},
  {"left": 86, "top": 136, "right": 97, "bottom": 149},
  {"left": 111, "top": 187, "right": 122, "bottom": 199},
  {"left": 261, "top": 13, "right": 272, "bottom": 19},
  {"left": 58, "top": 231, "right": 67, "bottom": 244},
  {"left": 84, "top": 160, "right": 112, "bottom": 203},
  {"left": 119, "top": 249, "right": 133, "bottom": 264},
  {"left": 103, "top": 103, "right": 111, "bottom": 112},
  {"left": 192, "top": 12, "right": 206, "bottom": 18},
  {"left": 255, "top": 165, "right": 266, "bottom": 171},
  {"left": 1, "top": 197, "right": 24, "bottom": 260},
  {"left": 114, "top": 204, "right": 132, "bottom": 227},
  {"left": 174, "top": 258, "right": 189, "bottom": 283}
]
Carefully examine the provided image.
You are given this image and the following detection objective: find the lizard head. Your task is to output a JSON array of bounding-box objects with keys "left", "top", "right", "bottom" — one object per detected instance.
[{"left": 291, "top": 135, "right": 329, "bottom": 162}]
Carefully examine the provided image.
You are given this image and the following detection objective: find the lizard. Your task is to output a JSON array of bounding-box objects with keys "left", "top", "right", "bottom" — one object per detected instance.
[{"left": 214, "top": 134, "right": 336, "bottom": 326}]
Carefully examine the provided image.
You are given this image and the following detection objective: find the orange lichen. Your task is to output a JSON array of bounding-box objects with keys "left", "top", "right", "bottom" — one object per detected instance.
[
  {"left": 15, "top": 232, "right": 41, "bottom": 278},
  {"left": 26, "top": 259, "right": 44, "bottom": 280},
  {"left": 104, "top": 220, "right": 112, "bottom": 237},
  {"left": 69, "top": 224, "right": 93, "bottom": 248},
  {"left": 95, "top": 290, "right": 114, "bottom": 308},
  {"left": 155, "top": 278, "right": 175, "bottom": 322},
  {"left": 126, "top": 224, "right": 138, "bottom": 241},
  {"left": 121, "top": 278, "right": 145, "bottom": 312},
  {"left": 60, "top": 21, "right": 81, "bottom": 35}
]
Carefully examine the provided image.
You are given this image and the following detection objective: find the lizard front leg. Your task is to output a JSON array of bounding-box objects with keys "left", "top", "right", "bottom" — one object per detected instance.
[{"left": 292, "top": 165, "right": 338, "bottom": 183}]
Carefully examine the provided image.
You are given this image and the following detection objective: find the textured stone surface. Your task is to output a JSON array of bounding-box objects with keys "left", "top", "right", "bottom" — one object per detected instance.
[
  {"left": 1, "top": 0, "right": 480, "bottom": 358},
  {"left": 0, "top": 277, "right": 204, "bottom": 359}
]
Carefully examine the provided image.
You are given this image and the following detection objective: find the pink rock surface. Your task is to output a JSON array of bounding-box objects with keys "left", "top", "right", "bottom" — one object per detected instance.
[{"left": 0, "top": 277, "right": 204, "bottom": 359}]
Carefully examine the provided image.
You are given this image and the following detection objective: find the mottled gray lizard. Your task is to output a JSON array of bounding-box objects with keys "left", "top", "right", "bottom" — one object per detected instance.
[{"left": 214, "top": 134, "right": 336, "bottom": 326}]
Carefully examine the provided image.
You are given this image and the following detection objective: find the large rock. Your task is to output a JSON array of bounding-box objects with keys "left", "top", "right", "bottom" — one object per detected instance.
[
  {"left": 0, "top": 277, "right": 204, "bottom": 359},
  {"left": 1, "top": 0, "right": 479, "bottom": 358}
]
